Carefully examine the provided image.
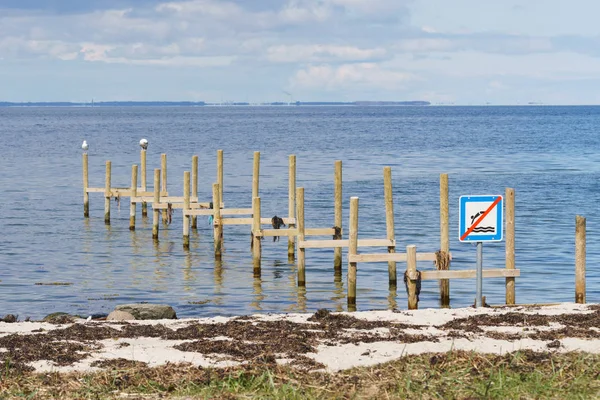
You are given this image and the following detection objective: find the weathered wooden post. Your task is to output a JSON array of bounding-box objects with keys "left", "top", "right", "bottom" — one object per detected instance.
[
  {"left": 252, "top": 151, "right": 260, "bottom": 200},
  {"left": 183, "top": 171, "right": 190, "bottom": 250},
  {"left": 575, "top": 215, "right": 586, "bottom": 304},
  {"left": 384, "top": 167, "right": 396, "bottom": 288},
  {"left": 161, "top": 154, "right": 168, "bottom": 223},
  {"left": 129, "top": 165, "right": 138, "bottom": 231},
  {"left": 217, "top": 150, "right": 224, "bottom": 208},
  {"left": 505, "top": 188, "right": 516, "bottom": 305},
  {"left": 152, "top": 169, "right": 160, "bottom": 240},
  {"left": 439, "top": 173, "right": 450, "bottom": 307},
  {"left": 141, "top": 149, "right": 148, "bottom": 217},
  {"left": 213, "top": 183, "right": 222, "bottom": 259},
  {"left": 297, "top": 187, "right": 306, "bottom": 286},
  {"left": 252, "top": 196, "right": 261, "bottom": 276},
  {"left": 348, "top": 196, "right": 359, "bottom": 310},
  {"left": 288, "top": 155, "right": 296, "bottom": 259},
  {"left": 407, "top": 245, "right": 418, "bottom": 310},
  {"left": 104, "top": 161, "right": 111, "bottom": 225},
  {"left": 334, "top": 160, "right": 343, "bottom": 272},
  {"left": 83, "top": 153, "right": 89, "bottom": 217},
  {"left": 191, "top": 155, "right": 198, "bottom": 229}
]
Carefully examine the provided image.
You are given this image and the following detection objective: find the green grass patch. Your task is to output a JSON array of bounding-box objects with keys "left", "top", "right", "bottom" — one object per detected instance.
[{"left": 1, "top": 351, "right": 599, "bottom": 399}]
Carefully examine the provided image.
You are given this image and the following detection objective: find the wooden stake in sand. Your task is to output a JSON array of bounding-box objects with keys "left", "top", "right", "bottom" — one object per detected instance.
[
  {"left": 384, "top": 167, "right": 396, "bottom": 287},
  {"left": 191, "top": 155, "right": 198, "bottom": 229},
  {"left": 252, "top": 196, "right": 261, "bottom": 275},
  {"left": 129, "top": 165, "right": 138, "bottom": 231},
  {"left": 439, "top": 173, "right": 450, "bottom": 307},
  {"left": 575, "top": 215, "right": 586, "bottom": 304},
  {"left": 406, "top": 245, "right": 418, "bottom": 310},
  {"left": 152, "top": 169, "right": 160, "bottom": 240},
  {"left": 183, "top": 171, "right": 190, "bottom": 250},
  {"left": 288, "top": 155, "right": 296, "bottom": 259},
  {"left": 213, "top": 183, "right": 222, "bottom": 259},
  {"left": 348, "top": 196, "right": 359, "bottom": 308},
  {"left": 217, "top": 150, "right": 224, "bottom": 207},
  {"left": 297, "top": 187, "right": 306, "bottom": 286},
  {"left": 334, "top": 160, "right": 343, "bottom": 272},
  {"left": 83, "top": 153, "right": 89, "bottom": 217},
  {"left": 252, "top": 151, "right": 260, "bottom": 200},
  {"left": 161, "top": 154, "right": 168, "bottom": 223},
  {"left": 505, "top": 187, "right": 516, "bottom": 305},
  {"left": 104, "top": 161, "right": 111, "bottom": 225},
  {"left": 141, "top": 149, "right": 148, "bottom": 217}
]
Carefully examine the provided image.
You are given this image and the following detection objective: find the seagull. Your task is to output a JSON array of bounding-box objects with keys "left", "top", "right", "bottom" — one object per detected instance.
[
  {"left": 82, "top": 140, "right": 89, "bottom": 152},
  {"left": 139, "top": 138, "right": 149, "bottom": 150}
]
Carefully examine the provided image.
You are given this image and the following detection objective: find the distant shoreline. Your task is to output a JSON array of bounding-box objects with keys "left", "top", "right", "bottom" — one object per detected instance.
[{"left": 0, "top": 101, "right": 431, "bottom": 107}]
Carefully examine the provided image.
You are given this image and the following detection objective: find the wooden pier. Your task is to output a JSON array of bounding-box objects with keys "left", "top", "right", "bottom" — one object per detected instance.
[{"left": 82, "top": 148, "right": 589, "bottom": 310}]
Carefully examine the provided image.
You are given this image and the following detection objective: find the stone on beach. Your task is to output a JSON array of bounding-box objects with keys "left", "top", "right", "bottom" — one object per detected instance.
[
  {"left": 106, "top": 310, "right": 136, "bottom": 321},
  {"left": 114, "top": 304, "right": 177, "bottom": 320}
]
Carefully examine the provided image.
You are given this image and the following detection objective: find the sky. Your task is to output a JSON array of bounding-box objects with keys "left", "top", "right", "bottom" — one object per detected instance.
[{"left": 1, "top": 0, "right": 600, "bottom": 104}]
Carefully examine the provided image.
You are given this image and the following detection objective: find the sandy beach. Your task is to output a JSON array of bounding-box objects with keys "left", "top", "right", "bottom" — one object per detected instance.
[{"left": 1, "top": 302, "right": 599, "bottom": 375}]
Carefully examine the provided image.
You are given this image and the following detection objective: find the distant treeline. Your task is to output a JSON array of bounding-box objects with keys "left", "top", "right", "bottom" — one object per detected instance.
[{"left": 0, "top": 100, "right": 430, "bottom": 107}]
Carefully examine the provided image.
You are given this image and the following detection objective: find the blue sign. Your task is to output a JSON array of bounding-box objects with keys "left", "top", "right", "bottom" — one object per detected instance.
[{"left": 459, "top": 195, "right": 503, "bottom": 242}]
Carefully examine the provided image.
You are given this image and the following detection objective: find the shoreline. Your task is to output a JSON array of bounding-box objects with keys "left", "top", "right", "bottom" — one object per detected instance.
[{"left": 1, "top": 302, "right": 599, "bottom": 374}]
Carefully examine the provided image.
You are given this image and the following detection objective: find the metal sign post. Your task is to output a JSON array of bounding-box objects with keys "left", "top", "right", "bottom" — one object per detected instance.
[
  {"left": 459, "top": 195, "right": 503, "bottom": 308},
  {"left": 476, "top": 241, "right": 483, "bottom": 307}
]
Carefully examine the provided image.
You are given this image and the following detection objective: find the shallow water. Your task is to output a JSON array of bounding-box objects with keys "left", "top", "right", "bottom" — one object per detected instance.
[{"left": 0, "top": 105, "right": 599, "bottom": 319}]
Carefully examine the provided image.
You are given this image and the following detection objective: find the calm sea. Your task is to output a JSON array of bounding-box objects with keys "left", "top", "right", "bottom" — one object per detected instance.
[{"left": 1, "top": 105, "right": 599, "bottom": 320}]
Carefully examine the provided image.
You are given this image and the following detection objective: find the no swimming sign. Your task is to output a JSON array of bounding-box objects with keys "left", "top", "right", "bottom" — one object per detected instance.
[{"left": 459, "top": 195, "right": 503, "bottom": 242}]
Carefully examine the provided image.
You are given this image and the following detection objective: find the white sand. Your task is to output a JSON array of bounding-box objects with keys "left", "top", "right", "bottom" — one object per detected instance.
[{"left": 1, "top": 302, "right": 598, "bottom": 373}]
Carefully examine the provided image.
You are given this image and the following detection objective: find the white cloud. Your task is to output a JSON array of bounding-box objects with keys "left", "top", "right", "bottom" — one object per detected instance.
[
  {"left": 291, "top": 63, "right": 417, "bottom": 90},
  {"left": 267, "top": 44, "right": 387, "bottom": 63}
]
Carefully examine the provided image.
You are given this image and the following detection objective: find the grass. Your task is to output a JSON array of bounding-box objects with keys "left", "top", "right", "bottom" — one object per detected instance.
[{"left": 1, "top": 351, "right": 600, "bottom": 399}]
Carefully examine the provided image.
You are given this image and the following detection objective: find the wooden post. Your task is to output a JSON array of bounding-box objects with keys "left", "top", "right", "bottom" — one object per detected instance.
[
  {"left": 505, "top": 188, "right": 516, "bottom": 305},
  {"left": 191, "top": 155, "right": 198, "bottom": 229},
  {"left": 575, "top": 215, "right": 586, "bottom": 304},
  {"left": 334, "top": 160, "right": 343, "bottom": 272},
  {"left": 104, "top": 161, "right": 111, "bottom": 225},
  {"left": 129, "top": 165, "right": 138, "bottom": 231},
  {"left": 288, "top": 155, "right": 296, "bottom": 259},
  {"left": 384, "top": 167, "right": 396, "bottom": 288},
  {"left": 439, "top": 173, "right": 450, "bottom": 307},
  {"left": 217, "top": 150, "right": 223, "bottom": 207},
  {"left": 213, "top": 183, "right": 222, "bottom": 259},
  {"left": 252, "top": 151, "right": 260, "bottom": 200},
  {"left": 183, "top": 171, "right": 190, "bottom": 249},
  {"left": 297, "top": 187, "right": 306, "bottom": 286},
  {"left": 161, "top": 154, "right": 168, "bottom": 223},
  {"left": 252, "top": 196, "right": 261, "bottom": 275},
  {"left": 141, "top": 149, "right": 148, "bottom": 217},
  {"left": 152, "top": 169, "right": 160, "bottom": 240},
  {"left": 407, "top": 245, "right": 418, "bottom": 310},
  {"left": 83, "top": 153, "right": 89, "bottom": 217},
  {"left": 348, "top": 196, "right": 359, "bottom": 308}
]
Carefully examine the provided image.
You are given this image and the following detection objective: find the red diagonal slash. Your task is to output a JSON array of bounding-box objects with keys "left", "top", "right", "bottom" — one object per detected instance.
[{"left": 461, "top": 196, "right": 502, "bottom": 241}]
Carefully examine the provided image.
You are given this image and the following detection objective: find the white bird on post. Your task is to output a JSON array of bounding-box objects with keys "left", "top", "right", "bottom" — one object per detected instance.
[
  {"left": 139, "top": 138, "right": 149, "bottom": 150},
  {"left": 82, "top": 140, "right": 89, "bottom": 152}
]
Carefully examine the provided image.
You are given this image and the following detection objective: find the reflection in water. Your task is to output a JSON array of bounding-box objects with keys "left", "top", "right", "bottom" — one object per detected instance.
[
  {"left": 273, "top": 259, "right": 286, "bottom": 280},
  {"left": 296, "top": 286, "right": 307, "bottom": 313},
  {"left": 332, "top": 274, "right": 345, "bottom": 312},
  {"left": 152, "top": 237, "right": 168, "bottom": 292},
  {"left": 388, "top": 287, "right": 398, "bottom": 311},
  {"left": 250, "top": 276, "right": 264, "bottom": 311},
  {"left": 183, "top": 252, "right": 197, "bottom": 292},
  {"left": 129, "top": 230, "right": 143, "bottom": 288},
  {"left": 214, "top": 259, "right": 224, "bottom": 292},
  {"left": 212, "top": 259, "right": 224, "bottom": 306}
]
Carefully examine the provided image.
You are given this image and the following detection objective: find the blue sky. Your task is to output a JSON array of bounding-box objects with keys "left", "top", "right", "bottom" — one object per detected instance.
[{"left": 1, "top": 0, "right": 600, "bottom": 104}]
